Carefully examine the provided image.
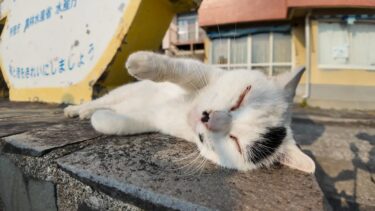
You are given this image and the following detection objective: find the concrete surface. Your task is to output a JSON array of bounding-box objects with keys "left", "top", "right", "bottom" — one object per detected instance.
[
  {"left": 5, "top": 99, "right": 375, "bottom": 210},
  {"left": 57, "top": 134, "right": 324, "bottom": 211},
  {"left": 0, "top": 156, "right": 57, "bottom": 211},
  {"left": 3, "top": 121, "right": 99, "bottom": 156},
  {"left": 292, "top": 118, "right": 375, "bottom": 210},
  {"left": 0, "top": 136, "right": 141, "bottom": 211}
]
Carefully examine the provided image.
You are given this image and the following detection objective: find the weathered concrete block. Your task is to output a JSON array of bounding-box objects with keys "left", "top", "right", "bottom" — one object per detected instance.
[
  {"left": 0, "top": 100, "right": 328, "bottom": 210},
  {"left": 0, "top": 156, "right": 57, "bottom": 211},
  {"left": 57, "top": 134, "right": 326, "bottom": 210},
  {"left": 3, "top": 121, "right": 100, "bottom": 156}
]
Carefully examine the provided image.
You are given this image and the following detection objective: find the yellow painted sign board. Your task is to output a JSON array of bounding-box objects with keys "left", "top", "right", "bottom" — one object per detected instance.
[{"left": 0, "top": 0, "right": 199, "bottom": 104}]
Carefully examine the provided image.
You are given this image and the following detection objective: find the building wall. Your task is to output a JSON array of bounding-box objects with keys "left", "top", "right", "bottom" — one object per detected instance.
[
  {"left": 294, "top": 19, "right": 375, "bottom": 109},
  {"left": 161, "top": 13, "right": 206, "bottom": 60},
  {"left": 199, "top": 0, "right": 375, "bottom": 27},
  {"left": 204, "top": 19, "right": 375, "bottom": 110},
  {"left": 310, "top": 20, "right": 374, "bottom": 87}
]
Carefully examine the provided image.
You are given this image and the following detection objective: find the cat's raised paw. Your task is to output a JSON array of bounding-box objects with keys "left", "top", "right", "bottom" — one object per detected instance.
[{"left": 126, "top": 51, "right": 162, "bottom": 81}]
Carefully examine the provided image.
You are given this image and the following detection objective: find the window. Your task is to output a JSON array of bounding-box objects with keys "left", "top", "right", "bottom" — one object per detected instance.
[
  {"left": 177, "top": 13, "right": 198, "bottom": 43},
  {"left": 212, "top": 39, "right": 228, "bottom": 65},
  {"left": 318, "top": 21, "right": 375, "bottom": 70},
  {"left": 211, "top": 32, "right": 292, "bottom": 75},
  {"left": 230, "top": 37, "right": 248, "bottom": 65}
]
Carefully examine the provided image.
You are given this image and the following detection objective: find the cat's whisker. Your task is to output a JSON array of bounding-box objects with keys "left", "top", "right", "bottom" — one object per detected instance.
[
  {"left": 176, "top": 152, "right": 202, "bottom": 171},
  {"left": 247, "top": 144, "right": 273, "bottom": 164},
  {"left": 181, "top": 154, "right": 207, "bottom": 176},
  {"left": 172, "top": 150, "right": 199, "bottom": 163},
  {"left": 182, "top": 157, "right": 206, "bottom": 176},
  {"left": 198, "top": 158, "right": 207, "bottom": 176}
]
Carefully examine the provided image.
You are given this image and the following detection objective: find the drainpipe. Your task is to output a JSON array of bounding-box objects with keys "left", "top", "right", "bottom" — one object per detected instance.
[{"left": 303, "top": 11, "right": 312, "bottom": 100}]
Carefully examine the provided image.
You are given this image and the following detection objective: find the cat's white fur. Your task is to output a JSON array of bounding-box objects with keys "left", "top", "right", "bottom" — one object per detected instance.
[{"left": 64, "top": 51, "right": 315, "bottom": 173}]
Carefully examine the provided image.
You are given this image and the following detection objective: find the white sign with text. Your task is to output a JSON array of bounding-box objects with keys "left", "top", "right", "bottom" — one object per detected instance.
[{"left": 0, "top": 0, "right": 129, "bottom": 88}]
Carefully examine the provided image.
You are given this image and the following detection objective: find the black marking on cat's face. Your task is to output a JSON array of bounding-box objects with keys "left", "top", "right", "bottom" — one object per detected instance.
[{"left": 246, "top": 127, "right": 286, "bottom": 164}]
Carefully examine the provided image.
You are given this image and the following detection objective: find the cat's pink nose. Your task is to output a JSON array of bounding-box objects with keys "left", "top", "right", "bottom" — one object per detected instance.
[{"left": 202, "top": 111, "right": 232, "bottom": 133}]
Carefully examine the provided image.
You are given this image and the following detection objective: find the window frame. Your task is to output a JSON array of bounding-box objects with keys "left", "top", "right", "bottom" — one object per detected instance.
[
  {"left": 210, "top": 31, "right": 294, "bottom": 75},
  {"left": 176, "top": 13, "right": 199, "bottom": 43}
]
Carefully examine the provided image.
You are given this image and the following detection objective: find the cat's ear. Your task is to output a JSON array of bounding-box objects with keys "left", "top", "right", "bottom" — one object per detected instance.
[
  {"left": 276, "top": 66, "right": 305, "bottom": 102},
  {"left": 280, "top": 144, "right": 315, "bottom": 173}
]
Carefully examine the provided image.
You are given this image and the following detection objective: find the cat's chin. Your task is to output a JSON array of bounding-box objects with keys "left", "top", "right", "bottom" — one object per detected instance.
[{"left": 207, "top": 157, "right": 256, "bottom": 171}]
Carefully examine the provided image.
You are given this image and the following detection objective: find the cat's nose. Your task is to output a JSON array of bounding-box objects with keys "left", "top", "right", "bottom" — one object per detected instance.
[
  {"left": 201, "top": 111, "right": 210, "bottom": 123},
  {"left": 203, "top": 111, "right": 232, "bottom": 133}
]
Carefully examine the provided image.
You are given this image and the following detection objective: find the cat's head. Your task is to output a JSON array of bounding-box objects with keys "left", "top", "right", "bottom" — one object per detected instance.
[{"left": 188, "top": 67, "right": 315, "bottom": 173}]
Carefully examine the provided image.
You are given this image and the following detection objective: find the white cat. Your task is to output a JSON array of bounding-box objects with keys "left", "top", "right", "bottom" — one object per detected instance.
[{"left": 64, "top": 51, "right": 315, "bottom": 173}]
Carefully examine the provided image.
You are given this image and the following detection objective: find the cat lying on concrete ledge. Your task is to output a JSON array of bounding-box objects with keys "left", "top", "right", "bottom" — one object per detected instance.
[{"left": 64, "top": 51, "right": 315, "bottom": 173}]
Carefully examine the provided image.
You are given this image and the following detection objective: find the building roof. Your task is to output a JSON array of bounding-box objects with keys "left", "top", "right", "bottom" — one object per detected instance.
[{"left": 198, "top": 0, "right": 375, "bottom": 27}]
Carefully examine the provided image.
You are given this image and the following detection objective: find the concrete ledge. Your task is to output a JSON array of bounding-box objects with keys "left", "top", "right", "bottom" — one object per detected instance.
[
  {"left": 0, "top": 100, "right": 328, "bottom": 210},
  {"left": 3, "top": 121, "right": 99, "bottom": 156},
  {"left": 57, "top": 134, "right": 325, "bottom": 210}
]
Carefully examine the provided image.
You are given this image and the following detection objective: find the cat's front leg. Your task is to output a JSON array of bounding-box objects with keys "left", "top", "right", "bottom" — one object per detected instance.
[
  {"left": 125, "top": 51, "right": 164, "bottom": 82},
  {"left": 91, "top": 110, "right": 157, "bottom": 135},
  {"left": 64, "top": 104, "right": 100, "bottom": 120},
  {"left": 125, "top": 51, "right": 223, "bottom": 91}
]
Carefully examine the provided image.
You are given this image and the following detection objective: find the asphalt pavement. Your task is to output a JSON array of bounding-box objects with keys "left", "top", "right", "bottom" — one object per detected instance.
[{"left": 292, "top": 105, "right": 375, "bottom": 210}]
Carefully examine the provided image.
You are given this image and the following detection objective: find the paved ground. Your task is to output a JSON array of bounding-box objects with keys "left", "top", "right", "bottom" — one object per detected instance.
[{"left": 291, "top": 107, "right": 375, "bottom": 211}]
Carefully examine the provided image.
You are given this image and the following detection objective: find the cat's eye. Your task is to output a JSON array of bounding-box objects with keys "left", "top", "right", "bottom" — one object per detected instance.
[
  {"left": 229, "top": 134, "right": 242, "bottom": 154},
  {"left": 198, "top": 133, "right": 204, "bottom": 143},
  {"left": 230, "top": 85, "right": 252, "bottom": 111}
]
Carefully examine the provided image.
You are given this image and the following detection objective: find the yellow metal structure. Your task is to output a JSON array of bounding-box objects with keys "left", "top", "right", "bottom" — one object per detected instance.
[{"left": 0, "top": 0, "right": 199, "bottom": 104}]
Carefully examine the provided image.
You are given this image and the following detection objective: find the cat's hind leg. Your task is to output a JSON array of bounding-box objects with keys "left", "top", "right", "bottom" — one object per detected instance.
[
  {"left": 64, "top": 96, "right": 116, "bottom": 120},
  {"left": 90, "top": 110, "right": 156, "bottom": 135},
  {"left": 64, "top": 81, "right": 146, "bottom": 119}
]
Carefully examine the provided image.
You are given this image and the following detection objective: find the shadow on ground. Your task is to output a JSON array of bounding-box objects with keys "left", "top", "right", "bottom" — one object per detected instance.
[{"left": 292, "top": 118, "right": 375, "bottom": 210}]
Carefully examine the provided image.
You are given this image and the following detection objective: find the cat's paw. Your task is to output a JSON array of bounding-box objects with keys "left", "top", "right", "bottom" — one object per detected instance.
[
  {"left": 64, "top": 105, "right": 81, "bottom": 118},
  {"left": 79, "top": 108, "right": 95, "bottom": 120},
  {"left": 91, "top": 110, "right": 119, "bottom": 135},
  {"left": 64, "top": 105, "right": 95, "bottom": 119},
  {"left": 125, "top": 51, "right": 162, "bottom": 81}
]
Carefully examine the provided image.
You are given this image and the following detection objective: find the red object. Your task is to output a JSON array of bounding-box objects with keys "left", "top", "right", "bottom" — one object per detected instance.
[{"left": 199, "top": 0, "right": 375, "bottom": 27}]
